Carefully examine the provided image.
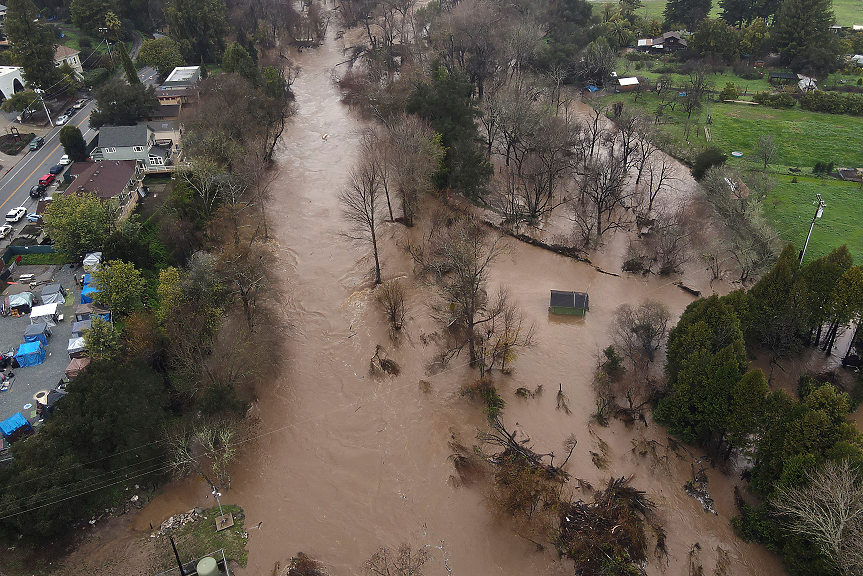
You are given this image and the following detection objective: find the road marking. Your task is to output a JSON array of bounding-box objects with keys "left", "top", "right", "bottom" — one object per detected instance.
[{"left": 0, "top": 112, "right": 92, "bottom": 212}]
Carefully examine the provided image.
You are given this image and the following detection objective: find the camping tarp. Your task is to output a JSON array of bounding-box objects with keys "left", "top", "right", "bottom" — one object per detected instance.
[
  {"left": 80, "top": 284, "right": 98, "bottom": 304},
  {"left": 23, "top": 322, "right": 50, "bottom": 345},
  {"left": 67, "top": 337, "right": 87, "bottom": 358},
  {"left": 41, "top": 283, "right": 66, "bottom": 297},
  {"left": 30, "top": 302, "right": 60, "bottom": 326},
  {"left": 2, "top": 283, "right": 32, "bottom": 297},
  {"left": 75, "top": 302, "right": 109, "bottom": 322},
  {"left": 65, "top": 357, "right": 91, "bottom": 378},
  {"left": 82, "top": 274, "right": 91, "bottom": 286},
  {"left": 0, "top": 413, "right": 30, "bottom": 439},
  {"left": 15, "top": 341, "right": 46, "bottom": 367},
  {"left": 83, "top": 252, "right": 102, "bottom": 270},
  {"left": 71, "top": 319, "right": 91, "bottom": 337},
  {"left": 8, "top": 292, "right": 34, "bottom": 310}
]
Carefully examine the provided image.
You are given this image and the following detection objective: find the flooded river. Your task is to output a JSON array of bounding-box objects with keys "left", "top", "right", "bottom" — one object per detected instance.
[{"left": 123, "top": 31, "right": 797, "bottom": 576}]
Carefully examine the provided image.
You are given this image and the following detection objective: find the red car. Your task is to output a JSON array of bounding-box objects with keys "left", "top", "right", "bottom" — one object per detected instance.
[{"left": 38, "top": 174, "right": 55, "bottom": 186}]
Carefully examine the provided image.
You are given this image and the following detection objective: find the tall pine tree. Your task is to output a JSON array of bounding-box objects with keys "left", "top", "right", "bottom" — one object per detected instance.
[
  {"left": 773, "top": 0, "right": 840, "bottom": 75},
  {"left": 663, "top": 0, "right": 712, "bottom": 29},
  {"left": 5, "top": 0, "right": 62, "bottom": 90},
  {"left": 119, "top": 42, "right": 141, "bottom": 85}
]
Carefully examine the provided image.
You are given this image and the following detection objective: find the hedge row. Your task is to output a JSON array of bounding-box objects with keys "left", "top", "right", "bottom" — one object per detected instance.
[
  {"left": 752, "top": 92, "right": 796, "bottom": 109},
  {"left": 800, "top": 90, "right": 863, "bottom": 115}
]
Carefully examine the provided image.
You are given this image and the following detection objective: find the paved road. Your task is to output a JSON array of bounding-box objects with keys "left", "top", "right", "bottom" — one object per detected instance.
[
  {"left": 138, "top": 66, "right": 158, "bottom": 87},
  {"left": 0, "top": 101, "right": 98, "bottom": 244}
]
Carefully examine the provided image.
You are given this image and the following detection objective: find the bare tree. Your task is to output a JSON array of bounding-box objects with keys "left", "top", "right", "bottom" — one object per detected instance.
[
  {"left": 570, "top": 154, "right": 632, "bottom": 247},
  {"left": 364, "top": 544, "right": 429, "bottom": 576},
  {"left": 611, "top": 300, "right": 671, "bottom": 364},
  {"left": 387, "top": 115, "right": 444, "bottom": 226},
  {"left": 477, "top": 288, "right": 535, "bottom": 374},
  {"left": 340, "top": 158, "right": 384, "bottom": 284},
  {"left": 639, "top": 155, "right": 676, "bottom": 217},
  {"left": 166, "top": 420, "right": 242, "bottom": 489},
  {"left": 647, "top": 208, "right": 689, "bottom": 275},
  {"left": 377, "top": 278, "right": 407, "bottom": 333},
  {"left": 410, "top": 212, "right": 506, "bottom": 366},
  {"left": 774, "top": 459, "right": 863, "bottom": 576},
  {"left": 755, "top": 134, "right": 779, "bottom": 170}
]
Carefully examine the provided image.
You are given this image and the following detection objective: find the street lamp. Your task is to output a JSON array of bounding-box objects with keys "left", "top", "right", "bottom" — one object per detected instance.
[{"left": 799, "top": 193, "right": 826, "bottom": 265}]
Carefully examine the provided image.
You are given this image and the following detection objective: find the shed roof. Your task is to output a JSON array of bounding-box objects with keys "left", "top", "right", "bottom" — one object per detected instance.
[
  {"left": 71, "top": 160, "right": 137, "bottom": 200},
  {"left": 550, "top": 290, "right": 589, "bottom": 309},
  {"left": 618, "top": 77, "right": 639, "bottom": 86},
  {"left": 769, "top": 72, "right": 797, "bottom": 80},
  {"left": 54, "top": 45, "right": 79, "bottom": 60}
]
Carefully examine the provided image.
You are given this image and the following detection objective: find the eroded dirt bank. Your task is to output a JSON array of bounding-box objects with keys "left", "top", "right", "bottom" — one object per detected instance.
[{"left": 72, "top": 31, "right": 804, "bottom": 576}]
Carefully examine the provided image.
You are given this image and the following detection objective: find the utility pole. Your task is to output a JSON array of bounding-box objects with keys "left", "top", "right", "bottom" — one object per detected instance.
[
  {"left": 34, "top": 89, "right": 53, "bottom": 127},
  {"left": 799, "top": 193, "right": 826, "bottom": 265}
]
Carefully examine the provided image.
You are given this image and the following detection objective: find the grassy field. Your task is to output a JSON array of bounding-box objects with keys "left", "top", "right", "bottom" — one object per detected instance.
[
  {"left": 591, "top": 0, "right": 863, "bottom": 26},
  {"left": 763, "top": 175, "right": 863, "bottom": 264}
]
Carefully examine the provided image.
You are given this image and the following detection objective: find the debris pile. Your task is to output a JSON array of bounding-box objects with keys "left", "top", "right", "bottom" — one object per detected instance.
[{"left": 151, "top": 508, "right": 205, "bottom": 537}]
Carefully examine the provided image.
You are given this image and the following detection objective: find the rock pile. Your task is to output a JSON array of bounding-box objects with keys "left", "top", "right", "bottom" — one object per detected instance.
[{"left": 151, "top": 507, "right": 205, "bottom": 537}]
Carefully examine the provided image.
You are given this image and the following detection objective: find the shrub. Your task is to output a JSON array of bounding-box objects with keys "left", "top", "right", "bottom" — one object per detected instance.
[
  {"left": 460, "top": 377, "right": 506, "bottom": 420},
  {"left": 752, "top": 92, "right": 796, "bottom": 109},
  {"left": 800, "top": 90, "right": 863, "bottom": 115},
  {"left": 718, "top": 82, "right": 739, "bottom": 101},
  {"left": 79, "top": 36, "right": 92, "bottom": 49},
  {"left": 691, "top": 146, "right": 728, "bottom": 181},
  {"left": 812, "top": 161, "right": 835, "bottom": 175}
]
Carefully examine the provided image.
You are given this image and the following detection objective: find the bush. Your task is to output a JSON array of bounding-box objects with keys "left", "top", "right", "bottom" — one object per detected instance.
[
  {"left": 718, "top": 82, "right": 739, "bottom": 101},
  {"left": 78, "top": 36, "right": 92, "bottom": 49},
  {"left": 812, "top": 161, "right": 835, "bottom": 175},
  {"left": 691, "top": 146, "right": 728, "bottom": 181},
  {"left": 800, "top": 90, "right": 863, "bottom": 115},
  {"left": 752, "top": 92, "right": 796, "bottom": 109},
  {"left": 460, "top": 377, "right": 506, "bottom": 420}
]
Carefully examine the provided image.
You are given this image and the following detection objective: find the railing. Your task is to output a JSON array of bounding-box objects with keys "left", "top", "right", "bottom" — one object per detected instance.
[{"left": 152, "top": 548, "right": 231, "bottom": 576}]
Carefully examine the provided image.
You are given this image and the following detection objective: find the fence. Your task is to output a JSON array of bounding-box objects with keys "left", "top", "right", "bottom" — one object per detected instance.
[{"left": 2, "top": 244, "right": 55, "bottom": 266}]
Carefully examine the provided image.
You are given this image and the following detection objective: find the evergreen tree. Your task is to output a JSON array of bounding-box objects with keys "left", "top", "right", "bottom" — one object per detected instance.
[
  {"left": 773, "top": 0, "right": 841, "bottom": 75},
  {"left": 70, "top": 0, "right": 111, "bottom": 37},
  {"left": 59, "top": 125, "right": 88, "bottom": 162},
  {"left": 221, "top": 41, "right": 258, "bottom": 85},
  {"left": 5, "top": 0, "right": 62, "bottom": 90},
  {"left": 137, "top": 37, "right": 186, "bottom": 81},
  {"left": 118, "top": 41, "right": 141, "bottom": 85},
  {"left": 720, "top": 0, "right": 781, "bottom": 25},
  {"left": 663, "top": 0, "right": 712, "bottom": 29},
  {"left": 164, "top": 0, "right": 228, "bottom": 63}
]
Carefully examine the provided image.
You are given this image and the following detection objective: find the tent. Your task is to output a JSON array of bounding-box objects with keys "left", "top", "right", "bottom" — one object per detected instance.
[
  {"left": 82, "top": 274, "right": 92, "bottom": 286},
  {"left": 71, "top": 319, "right": 92, "bottom": 337},
  {"left": 0, "top": 412, "right": 32, "bottom": 442},
  {"left": 24, "top": 322, "right": 51, "bottom": 345},
  {"left": 83, "top": 252, "right": 102, "bottom": 270},
  {"left": 7, "top": 291, "right": 34, "bottom": 312},
  {"left": 75, "top": 302, "right": 110, "bottom": 322},
  {"left": 65, "top": 357, "right": 91, "bottom": 378},
  {"left": 67, "top": 337, "right": 87, "bottom": 359},
  {"left": 30, "top": 302, "right": 60, "bottom": 326},
  {"left": 15, "top": 341, "right": 46, "bottom": 367},
  {"left": 41, "top": 283, "right": 67, "bottom": 305},
  {"left": 80, "top": 284, "right": 98, "bottom": 304}
]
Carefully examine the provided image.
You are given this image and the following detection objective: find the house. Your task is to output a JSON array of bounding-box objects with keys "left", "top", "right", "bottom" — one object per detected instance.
[
  {"left": 769, "top": 72, "right": 797, "bottom": 85},
  {"left": 0, "top": 66, "right": 24, "bottom": 100},
  {"left": 54, "top": 45, "right": 83, "bottom": 80},
  {"left": 636, "top": 31, "right": 688, "bottom": 54},
  {"left": 68, "top": 160, "right": 142, "bottom": 220},
  {"left": 91, "top": 124, "right": 175, "bottom": 173},
  {"left": 155, "top": 65, "right": 200, "bottom": 106},
  {"left": 548, "top": 290, "right": 589, "bottom": 316}
]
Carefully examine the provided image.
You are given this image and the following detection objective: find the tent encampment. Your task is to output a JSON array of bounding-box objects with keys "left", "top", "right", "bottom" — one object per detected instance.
[
  {"left": 30, "top": 302, "right": 60, "bottom": 326},
  {"left": 71, "top": 319, "right": 92, "bottom": 337},
  {"left": 15, "top": 341, "right": 46, "bottom": 367},
  {"left": 65, "top": 357, "right": 91, "bottom": 378},
  {"left": 83, "top": 252, "right": 102, "bottom": 270},
  {"left": 67, "top": 337, "right": 87, "bottom": 359},
  {"left": 7, "top": 291, "right": 34, "bottom": 312},
  {"left": 0, "top": 412, "right": 32, "bottom": 442},
  {"left": 23, "top": 322, "right": 51, "bottom": 345},
  {"left": 40, "top": 283, "right": 67, "bottom": 305}
]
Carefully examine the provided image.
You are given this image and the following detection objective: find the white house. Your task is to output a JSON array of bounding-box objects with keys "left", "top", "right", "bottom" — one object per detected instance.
[
  {"left": 54, "top": 45, "right": 83, "bottom": 80},
  {"left": 0, "top": 66, "right": 24, "bottom": 101}
]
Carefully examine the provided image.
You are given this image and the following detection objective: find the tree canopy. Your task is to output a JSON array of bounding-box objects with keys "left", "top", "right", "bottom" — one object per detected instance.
[
  {"left": 137, "top": 37, "right": 186, "bottom": 81},
  {"left": 773, "top": 0, "right": 841, "bottom": 76},
  {"left": 43, "top": 192, "right": 117, "bottom": 260},
  {"left": 92, "top": 259, "right": 147, "bottom": 317},
  {"left": 5, "top": 0, "right": 62, "bottom": 90},
  {"left": 90, "top": 79, "right": 158, "bottom": 127},
  {"left": 164, "top": 0, "right": 228, "bottom": 63},
  {"left": 59, "top": 125, "right": 89, "bottom": 162}
]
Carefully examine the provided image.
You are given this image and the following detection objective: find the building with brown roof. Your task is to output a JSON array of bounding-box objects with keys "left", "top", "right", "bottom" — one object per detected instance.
[
  {"left": 54, "top": 45, "right": 83, "bottom": 80},
  {"left": 68, "top": 160, "right": 142, "bottom": 220}
]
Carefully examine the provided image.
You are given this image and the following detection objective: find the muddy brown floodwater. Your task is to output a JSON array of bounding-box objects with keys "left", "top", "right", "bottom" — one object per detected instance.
[{"left": 121, "top": 32, "right": 798, "bottom": 576}]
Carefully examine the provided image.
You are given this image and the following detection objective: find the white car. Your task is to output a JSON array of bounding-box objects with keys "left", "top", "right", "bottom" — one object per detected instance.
[
  {"left": 55, "top": 114, "right": 69, "bottom": 126},
  {"left": 59, "top": 154, "right": 71, "bottom": 165},
  {"left": 0, "top": 224, "right": 11, "bottom": 239},
  {"left": 5, "top": 206, "right": 26, "bottom": 223},
  {"left": 73, "top": 98, "right": 88, "bottom": 109}
]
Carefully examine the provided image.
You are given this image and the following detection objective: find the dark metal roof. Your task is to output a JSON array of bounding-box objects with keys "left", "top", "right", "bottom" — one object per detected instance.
[
  {"left": 550, "top": 290, "right": 589, "bottom": 309},
  {"left": 98, "top": 125, "right": 150, "bottom": 149},
  {"left": 769, "top": 72, "right": 797, "bottom": 80}
]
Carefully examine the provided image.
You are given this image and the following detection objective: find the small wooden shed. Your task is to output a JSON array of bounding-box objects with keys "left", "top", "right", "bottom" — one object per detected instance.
[{"left": 549, "top": 290, "right": 589, "bottom": 316}]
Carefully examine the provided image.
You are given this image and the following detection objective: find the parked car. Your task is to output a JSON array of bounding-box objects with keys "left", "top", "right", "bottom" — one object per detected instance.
[
  {"left": 0, "top": 224, "right": 11, "bottom": 239},
  {"left": 59, "top": 154, "right": 71, "bottom": 165},
  {"left": 48, "top": 164, "right": 63, "bottom": 175},
  {"left": 55, "top": 115, "right": 69, "bottom": 126},
  {"left": 38, "top": 174, "right": 55, "bottom": 186},
  {"left": 26, "top": 213, "right": 40, "bottom": 223},
  {"left": 73, "top": 98, "right": 88, "bottom": 109},
  {"left": 30, "top": 184, "right": 46, "bottom": 198},
  {"left": 5, "top": 207, "right": 26, "bottom": 223},
  {"left": 29, "top": 136, "right": 44, "bottom": 151},
  {"left": 65, "top": 107, "right": 74, "bottom": 116}
]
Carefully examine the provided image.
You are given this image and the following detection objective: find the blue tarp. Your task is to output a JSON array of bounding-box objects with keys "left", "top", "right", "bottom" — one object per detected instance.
[
  {"left": 23, "top": 323, "right": 49, "bottom": 345},
  {"left": 14, "top": 341, "right": 46, "bottom": 367},
  {"left": 0, "top": 412, "right": 30, "bottom": 439},
  {"left": 586, "top": 85, "right": 599, "bottom": 92},
  {"left": 82, "top": 274, "right": 92, "bottom": 286},
  {"left": 81, "top": 285, "right": 97, "bottom": 304}
]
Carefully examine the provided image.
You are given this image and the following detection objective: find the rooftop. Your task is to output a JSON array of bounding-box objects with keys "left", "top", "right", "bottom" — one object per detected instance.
[
  {"left": 164, "top": 66, "right": 201, "bottom": 84},
  {"left": 98, "top": 125, "right": 151, "bottom": 149},
  {"left": 0, "top": 66, "right": 21, "bottom": 78},
  {"left": 54, "top": 45, "right": 79, "bottom": 60},
  {"left": 70, "top": 160, "right": 137, "bottom": 200}
]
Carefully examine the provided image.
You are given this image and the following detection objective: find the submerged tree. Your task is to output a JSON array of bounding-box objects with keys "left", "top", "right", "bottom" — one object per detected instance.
[{"left": 340, "top": 157, "right": 385, "bottom": 284}]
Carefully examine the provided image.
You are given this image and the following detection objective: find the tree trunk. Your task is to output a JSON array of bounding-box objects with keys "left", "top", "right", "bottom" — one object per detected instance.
[
  {"left": 844, "top": 321, "right": 860, "bottom": 362},
  {"left": 371, "top": 227, "right": 382, "bottom": 284}
]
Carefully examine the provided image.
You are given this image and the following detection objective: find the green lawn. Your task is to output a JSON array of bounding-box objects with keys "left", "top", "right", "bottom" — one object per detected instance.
[
  {"left": 55, "top": 24, "right": 112, "bottom": 54},
  {"left": 592, "top": 0, "right": 863, "bottom": 25},
  {"left": 763, "top": 175, "right": 863, "bottom": 264}
]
